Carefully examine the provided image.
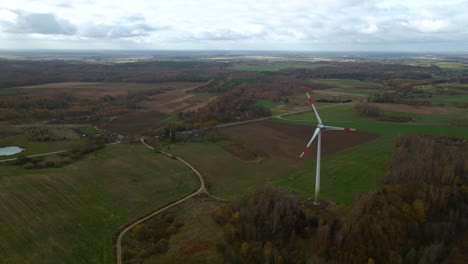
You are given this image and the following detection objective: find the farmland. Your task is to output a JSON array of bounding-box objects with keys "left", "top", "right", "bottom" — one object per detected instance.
[
  {"left": 232, "top": 61, "right": 325, "bottom": 72},
  {"left": 309, "top": 78, "right": 386, "bottom": 96},
  {"left": 167, "top": 103, "right": 467, "bottom": 204},
  {"left": 0, "top": 143, "right": 198, "bottom": 263},
  {"left": 0, "top": 51, "right": 467, "bottom": 263},
  {"left": 0, "top": 132, "right": 85, "bottom": 160}
]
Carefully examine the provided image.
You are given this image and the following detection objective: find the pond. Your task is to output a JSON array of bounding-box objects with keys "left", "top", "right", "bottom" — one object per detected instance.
[{"left": 0, "top": 146, "right": 25, "bottom": 156}]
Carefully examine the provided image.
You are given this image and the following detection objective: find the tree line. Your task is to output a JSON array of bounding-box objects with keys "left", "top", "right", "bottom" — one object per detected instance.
[{"left": 211, "top": 134, "right": 467, "bottom": 263}]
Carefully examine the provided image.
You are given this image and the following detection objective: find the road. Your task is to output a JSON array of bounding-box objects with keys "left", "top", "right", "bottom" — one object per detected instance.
[
  {"left": 181, "top": 102, "right": 352, "bottom": 134},
  {"left": 114, "top": 139, "right": 208, "bottom": 264},
  {"left": 0, "top": 141, "right": 121, "bottom": 164},
  {"left": 0, "top": 150, "right": 69, "bottom": 163},
  {"left": 114, "top": 105, "right": 351, "bottom": 263},
  {"left": 1, "top": 103, "right": 350, "bottom": 264}
]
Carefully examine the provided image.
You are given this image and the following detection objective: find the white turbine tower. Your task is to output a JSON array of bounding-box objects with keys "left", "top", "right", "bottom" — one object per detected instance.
[{"left": 298, "top": 87, "right": 359, "bottom": 205}]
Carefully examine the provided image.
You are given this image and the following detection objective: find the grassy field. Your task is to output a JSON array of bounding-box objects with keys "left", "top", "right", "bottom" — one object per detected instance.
[
  {"left": 0, "top": 87, "right": 22, "bottom": 96},
  {"left": 0, "top": 143, "right": 198, "bottom": 263},
  {"left": 15, "top": 82, "right": 192, "bottom": 90},
  {"left": 254, "top": 99, "right": 276, "bottom": 109},
  {"left": 0, "top": 134, "right": 86, "bottom": 160},
  {"left": 276, "top": 104, "right": 467, "bottom": 197},
  {"left": 232, "top": 61, "right": 324, "bottom": 72},
  {"left": 168, "top": 104, "right": 467, "bottom": 205},
  {"left": 434, "top": 62, "right": 468, "bottom": 72},
  {"left": 310, "top": 78, "right": 384, "bottom": 89},
  {"left": 169, "top": 142, "right": 301, "bottom": 198},
  {"left": 415, "top": 83, "right": 468, "bottom": 106},
  {"left": 307, "top": 78, "right": 386, "bottom": 96},
  {"left": 80, "top": 126, "right": 98, "bottom": 134}
]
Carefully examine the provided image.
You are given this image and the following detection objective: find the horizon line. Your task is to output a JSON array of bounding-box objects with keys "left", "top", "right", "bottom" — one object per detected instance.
[{"left": 0, "top": 49, "right": 467, "bottom": 54}]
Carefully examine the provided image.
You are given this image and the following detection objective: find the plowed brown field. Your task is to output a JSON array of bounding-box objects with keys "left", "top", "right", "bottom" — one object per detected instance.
[
  {"left": 220, "top": 121, "right": 380, "bottom": 159},
  {"left": 99, "top": 110, "right": 168, "bottom": 134}
]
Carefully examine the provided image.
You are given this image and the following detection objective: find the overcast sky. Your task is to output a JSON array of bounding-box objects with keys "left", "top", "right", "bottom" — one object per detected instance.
[{"left": 0, "top": 0, "right": 467, "bottom": 51}]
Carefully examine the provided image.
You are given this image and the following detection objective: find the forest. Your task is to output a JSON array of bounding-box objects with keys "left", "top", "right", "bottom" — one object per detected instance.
[
  {"left": 0, "top": 60, "right": 226, "bottom": 88},
  {"left": 211, "top": 134, "right": 467, "bottom": 263},
  {"left": 0, "top": 59, "right": 447, "bottom": 89},
  {"left": 0, "top": 87, "right": 163, "bottom": 121},
  {"left": 1, "top": 54, "right": 467, "bottom": 263},
  {"left": 0, "top": 58, "right": 456, "bottom": 127}
]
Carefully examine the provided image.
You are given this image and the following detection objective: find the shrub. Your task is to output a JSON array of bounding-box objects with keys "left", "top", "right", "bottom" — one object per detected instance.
[
  {"left": 155, "top": 238, "right": 169, "bottom": 253},
  {"left": 23, "top": 162, "right": 34, "bottom": 169},
  {"left": 166, "top": 225, "right": 177, "bottom": 235},
  {"left": 377, "top": 116, "right": 414, "bottom": 123},
  {"left": 355, "top": 103, "right": 381, "bottom": 117},
  {"left": 163, "top": 213, "right": 175, "bottom": 223},
  {"left": 45, "top": 161, "right": 56, "bottom": 168}
]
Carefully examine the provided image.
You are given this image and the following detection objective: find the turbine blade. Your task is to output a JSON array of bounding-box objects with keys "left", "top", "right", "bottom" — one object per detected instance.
[
  {"left": 304, "top": 87, "right": 323, "bottom": 124},
  {"left": 297, "top": 127, "right": 320, "bottom": 160},
  {"left": 323, "top": 125, "right": 359, "bottom": 131}
]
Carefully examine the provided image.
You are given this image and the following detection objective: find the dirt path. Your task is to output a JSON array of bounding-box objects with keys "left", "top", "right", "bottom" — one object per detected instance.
[
  {"left": 114, "top": 102, "right": 353, "bottom": 264},
  {"left": 115, "top": 139, "right": 212, "bottom": 264},
  {"left": 0, "top": 150, "right": 69, "bottom": 163},
  {"left": 205, "top": 102, "right": 353, "bottom": 130}
]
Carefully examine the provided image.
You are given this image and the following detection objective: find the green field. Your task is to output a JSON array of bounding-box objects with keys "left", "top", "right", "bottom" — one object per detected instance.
[
  {"left": 170, "top": 142, "right": 302, "bottom": 198},
  {"left": 415, "top": 83, "right": 468, "bottom": 106},
  {"left": 307, "top": 78, "right": 386, "bottom": 96},
  {"left": 434, "top": 62, "right": 468, "bottom": 71},
  {"left": 0, "top": 87, "right": 22, "bottom": 96},
  {"left": 310, "top": 78, "right": 384, "bottom": 89},
  {"left": 254, "top": 99, "right": 276, "bottom": 109},
  {"left": 80, "top": 126, "right": 98, "bottom": 134},
  {"left": 277, "top": 105, "right": 467, "bottom": 197},
  {"left": 232, "top": 61, "right": 324, "bottom": 72},
  {"left": 16, "top": 82, "right": 163, "bottom": 90},
  {"left": 0, "top": 143, "right": 198, "bottom": 263},
  {"left": 0, "top": 134, "right": 86, "bottom": 160},
  {"left": 326, "top": 88, "right": 377, "bottom": 96},
  {"left": 168, "top": 104, "right": 467, "bottom": 205}
]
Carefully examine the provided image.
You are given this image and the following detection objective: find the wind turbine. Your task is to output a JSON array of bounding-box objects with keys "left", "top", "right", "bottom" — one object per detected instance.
[{"left": 297, "top": 87, "right": 359, "bottom": 205}]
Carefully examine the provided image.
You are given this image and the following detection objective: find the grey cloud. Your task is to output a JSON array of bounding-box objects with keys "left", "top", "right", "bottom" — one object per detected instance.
[
  {"left": 56, "top": 3, "right": 73, "bottom": 8},
  {"left": 193, "top": 29, "right": 266, "bottom": 41},
  {"left": 125, "top": 16, "right": 145, "bottom": 22},
  {"left": 82, "top": 23, "right": 162, "bottom": 39},
  {"left": 2, "top": 11, "right": 76, "bottom": 35},
  {"left": 196, "top": 31, "right": 249, "bottom": 41}
]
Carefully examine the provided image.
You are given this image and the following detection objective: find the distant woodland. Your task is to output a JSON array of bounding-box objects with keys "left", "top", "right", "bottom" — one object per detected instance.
[
  {"left": 212, "top": 134, "right": 467, "bottom": 263},
  {"left": 0, "top": 59, "right": 449, "bottom": 88},
  {"left": 0, "top": 88, "right": 164, "bottom": 121},
  {"left": 0, "top": 60, "right": 226, "bottom": 88},
  {"left": 0, "top": 59, "right": 465, "bottom": 126}
]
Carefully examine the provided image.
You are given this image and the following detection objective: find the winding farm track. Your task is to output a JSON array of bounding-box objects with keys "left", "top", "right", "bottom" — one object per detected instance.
[
  {"left": 0, "top": 102, "right": 352, "bottom": 264},
  {"left": 114, "top": 103, "right": 353, "bottom": 263},
  {"left": 181, "top": 102, "right": 353, "bottom": 133},
  {"left": 115, "top": 139, "right": 209, "bottom": 264},
  {"left": 0, "top": 142, "right": 121, "bottom": 163},
  {"left": 0, "top": 150, "right": 69, "bottom": 163}
]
